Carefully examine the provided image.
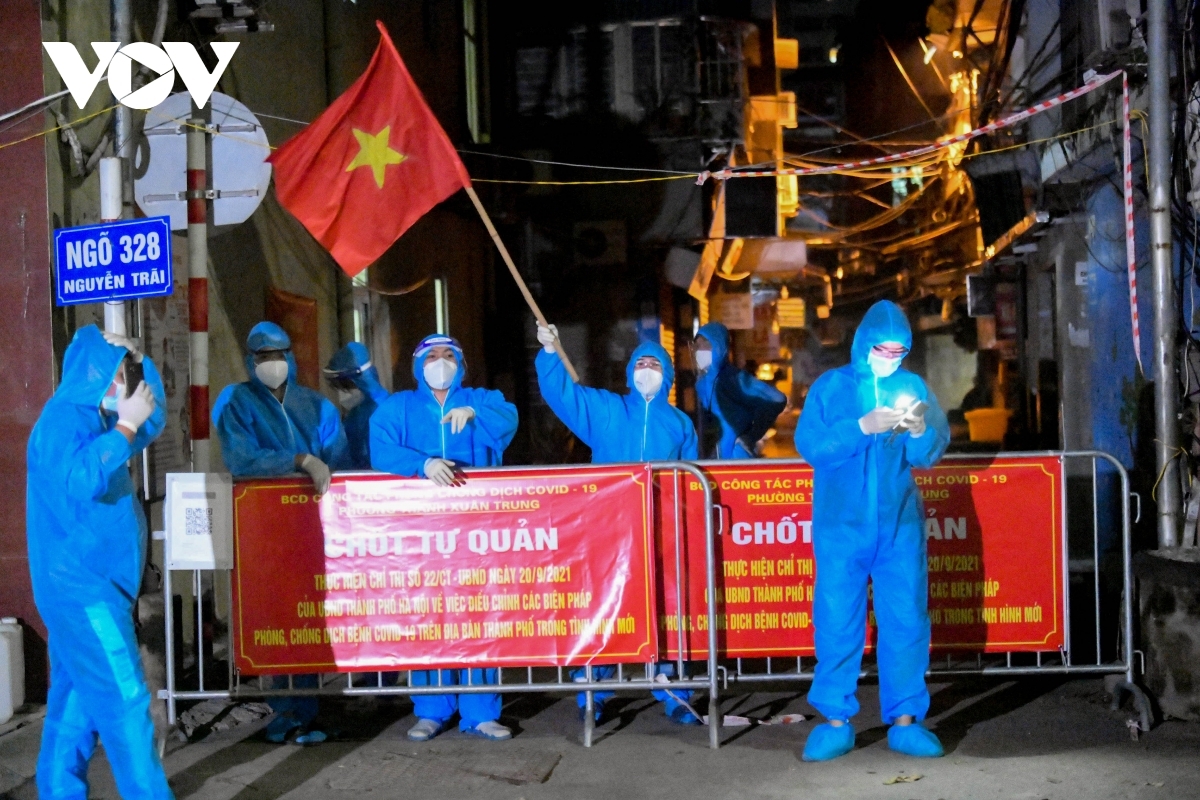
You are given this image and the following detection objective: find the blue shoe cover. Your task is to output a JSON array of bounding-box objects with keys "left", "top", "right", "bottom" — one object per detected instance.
[
  {"left": 668, "top": 706, "right": 701, "bottom": 726},
  {"left": 293, "top": 729, "right": 327, "bottom": 746},
  {"left": 802, "top": 722, "right": 855, "bottom": 761},
  {"left": 461, "top": 720, "right": 513, "bottom": 740},
  {"left": 887, "top": 724, "right": 944, "bottom": 757},
  {"left": 264, "top": 714, "right": 302, "bottom": 743}
]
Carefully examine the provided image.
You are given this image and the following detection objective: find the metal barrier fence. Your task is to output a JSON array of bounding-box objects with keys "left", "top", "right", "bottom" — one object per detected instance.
[
  {"left": 160, "top": 461, "right": 723, "bottom": 749},
  {"left": 709, "top": 452, "right": 1142, "bottom": 702},
  {"left": 158, "top": 450, "right": 1146, "bottom": 748}
]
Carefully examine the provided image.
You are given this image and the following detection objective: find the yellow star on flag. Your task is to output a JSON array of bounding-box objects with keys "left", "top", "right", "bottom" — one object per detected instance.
[{"left": 345, "top": 126, "right": 407, "bottom": 188}]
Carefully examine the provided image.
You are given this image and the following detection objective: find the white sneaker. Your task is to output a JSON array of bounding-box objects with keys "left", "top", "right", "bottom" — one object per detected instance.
[
  {"left": 406, "top": 718, "right": 446, "bottom": 742},
  {"left": 464, "top": 720, "right": 512, "bottom": 740}
]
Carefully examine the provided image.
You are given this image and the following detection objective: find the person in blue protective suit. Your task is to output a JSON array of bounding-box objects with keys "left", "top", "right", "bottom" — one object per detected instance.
[
  {"left": 324, "top": 342, "right": 389, "bottom": 469},
  {"left": 212, "top": 321, "right": 350, "bottom": 745},
  {"left": 212, "top": 322, "right": 350, "bottom": 489},
  {"left": 27, "top": 325, "right": 171, "bottom": 800},
  {"left": 693, "top": 321, "right": 787, "bottom": 458},
  {"left": 370, "top": 334, "right": 518, "bottom": 741},
  {"left": 794, "top": 300, "right": 950, "bottom": 761},
  {"left": 535, "top": 324, "right": 700, "bottom": 725}
]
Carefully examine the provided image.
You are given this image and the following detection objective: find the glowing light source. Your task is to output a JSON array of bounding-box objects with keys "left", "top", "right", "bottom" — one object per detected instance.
[
  {"left": 919, "top": 39, "right": 937, "bottom": 64},
  {"left": 828, "top": 46, "right": 839, "bottom": 64}
]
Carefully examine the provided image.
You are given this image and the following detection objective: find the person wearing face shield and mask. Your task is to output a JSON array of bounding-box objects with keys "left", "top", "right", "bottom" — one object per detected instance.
[
  {"left": 324, "top": 342, "right": 389, "bottom": 469},
  {"left": 212, "top": 321, "right": 350, "bottom": 744},
  {"left": 535, "top": 324, "right": 701, "bottom": 724},
  {"left": 693, "top": 321, "right": 787, "bottom": 459},
  {"left": 26, "top": 325, "right": 170, "bottom": 800},
  {"left": 369, "top": 334, "right": 518, "bottom": 741},
  {"left": 794, "top": 300, "right": 950, "bottom": 762}
]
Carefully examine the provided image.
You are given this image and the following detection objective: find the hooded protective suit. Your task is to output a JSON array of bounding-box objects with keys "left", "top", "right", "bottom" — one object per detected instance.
[
  {"left": 694, "top": 322, "right": 787, "bottom": 458},
  {"left": 370, "top": 335, "right": 518, "bottom": 729},
  {"left": 370, "top": 336, "right": 517, "bottom": 475},
  {"left": 794, "top": 300, "right": 949, "bottom": 724},
  {"left": 27, "top": 325, "right": 171, "bottom": 800},
  {"left": 212, "top": 322, "right": 349, "bottom": 736},
  {"left": 212, "top": 322, "right": 350, "bottom": 476},
  {"left": 325, "top": 342, "right": 389, "bottom": 469},
  {"left": 535, "top": 340, "right": 697, "bottom": 462},
  {"left": 536, "top": 341, "right": 698, "bottom": 717}
]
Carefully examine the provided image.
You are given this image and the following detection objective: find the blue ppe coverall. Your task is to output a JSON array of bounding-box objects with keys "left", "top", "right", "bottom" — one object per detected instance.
[
  {"left": 794, "top": 300, "right": 950, "bottom": 724},
  {"left": 26, "top": 325, "right": 172, "bottom": 800},
  {"left": 325, "top": 342, "right": 389, "bottom": 469},
  {"left": 536, "top": 341, "right": 698, "bottom": 716},
  {"left": 370, "top": 334, "right": 518, "bottom": 729},
  {"left": 694, "top": 322, "right": 787, "bottom": 458},
  {"left": 212, "top": 321, "right": 351, "bottom": 732}
]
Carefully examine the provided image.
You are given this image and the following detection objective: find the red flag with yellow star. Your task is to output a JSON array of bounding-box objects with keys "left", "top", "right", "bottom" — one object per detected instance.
[{"left": 268, "top": 21, "right": 471, "bottom": 276}]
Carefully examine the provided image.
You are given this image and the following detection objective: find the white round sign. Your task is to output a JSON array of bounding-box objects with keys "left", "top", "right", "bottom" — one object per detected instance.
[{"left": 135, "top": 92, "right": 272, "bottom": 231}]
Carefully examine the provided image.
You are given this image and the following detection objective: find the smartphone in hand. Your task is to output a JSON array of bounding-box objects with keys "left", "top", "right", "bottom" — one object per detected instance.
[
  {"left": 891, "top": 400, "right": 928, "bottom": 433},
  {"left": 124, "top": 359, "right": 144, "bottom": 397}
]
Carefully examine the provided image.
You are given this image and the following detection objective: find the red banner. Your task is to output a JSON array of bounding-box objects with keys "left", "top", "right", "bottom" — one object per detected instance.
[
  {"left": 232, "top": 466, "right": 657, "bottom": 673},
  {"left": 657, "top": 457, "right": 1065, "bottom": 658}
]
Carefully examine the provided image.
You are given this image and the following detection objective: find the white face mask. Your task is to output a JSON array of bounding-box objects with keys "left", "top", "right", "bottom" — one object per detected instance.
[
  {"left": 634, "top": 368, "right": 663, "bottom": 399},
  {"left": 255, "top": 360, "right": 289, "bottom": 389},
  {"left": 868, "top": 351, "right": 901, "bottom": 378},
  {"left": 423, "top": 358, "right": 457, "bottom": 391},
  {"left": 337, "top": 388, "right": 364, "bottom": 409},
  {"left": 694, "top": 350, "right": 713, "bottom": 371}
]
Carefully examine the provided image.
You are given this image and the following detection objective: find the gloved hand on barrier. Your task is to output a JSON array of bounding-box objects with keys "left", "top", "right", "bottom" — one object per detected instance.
[
  {"left": 424, "top": 457, "right": 458, "bottom": 486},
  {"left": 536, "top": 324, "right": 559, "bottom": 354},
  {"left": 859, "top": 407, "right": 905, "bottom": 435},
  {"left": 297, "top": 454, "right": 332, "bottom": 494},
  {"left": 116, "top": 382, "right": 156, "bottom": 435},
  {"left": 442, "top": 406, "right": 476, "bottom": 434}
]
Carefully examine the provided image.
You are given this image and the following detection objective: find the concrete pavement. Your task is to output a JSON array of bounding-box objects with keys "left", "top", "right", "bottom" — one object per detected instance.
[{"left": 2, "top": 678, "right": 1197, "bottom": 799}]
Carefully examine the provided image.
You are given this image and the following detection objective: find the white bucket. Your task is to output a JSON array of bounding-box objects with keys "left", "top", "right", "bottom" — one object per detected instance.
[{"left": 0, "top": 617, "right": 24, "bottom": 725}]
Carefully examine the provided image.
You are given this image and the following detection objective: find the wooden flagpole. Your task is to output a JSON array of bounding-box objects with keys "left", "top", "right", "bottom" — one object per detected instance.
[{"left": 465, "top": 185, "right": 579, "bottom": 382}]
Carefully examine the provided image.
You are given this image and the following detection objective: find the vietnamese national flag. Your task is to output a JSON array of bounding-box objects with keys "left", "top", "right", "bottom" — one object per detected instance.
[{"left": 268, "top": 21, "right": 471, "bottom": 276}]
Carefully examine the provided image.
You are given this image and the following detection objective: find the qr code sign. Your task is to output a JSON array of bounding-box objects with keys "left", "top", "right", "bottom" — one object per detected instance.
[{"left": 185, "top": 507, "right": 213, "bottom": 537}]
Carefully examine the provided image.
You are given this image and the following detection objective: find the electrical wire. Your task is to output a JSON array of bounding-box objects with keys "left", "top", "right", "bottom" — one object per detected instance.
[
  {"left": 882, "top": 35, "right": 938, "bottom": 120},
  {"left": 458, "top": 149, "right": 695, "bottom": 174},
  {"left": 795, "top": 176, "right": 938, "bottom": 236},
  {"left": 0, "top": 89, "right": 71, "bottom": 126},
  {"left": 472, "top": 174, "right": 697, "bottom": 185},
  {"left": 0, "top": 103, "right": 117, "bottom": 152}
]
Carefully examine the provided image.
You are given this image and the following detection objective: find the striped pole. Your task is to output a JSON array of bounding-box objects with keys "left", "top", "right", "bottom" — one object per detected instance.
[
  {"left": 186, "top": 117, "right": 210, "bottom": 472},
  {"left": 1122, "top": 72, "right": 1141, "bottom": 374}
]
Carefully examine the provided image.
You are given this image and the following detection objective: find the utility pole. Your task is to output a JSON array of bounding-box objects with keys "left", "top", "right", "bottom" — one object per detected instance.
[
  {"left": 105, "top": 0, "right": 133, "bottom": 335},
  {"left": 98, "top": 157, "right": 125, "bottom": 333},
  {"left": 1148, "top": 0, "right": 1180, "bottom": 547}
]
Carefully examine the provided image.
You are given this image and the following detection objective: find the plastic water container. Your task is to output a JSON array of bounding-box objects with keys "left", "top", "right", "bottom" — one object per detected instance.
[
  {"left": 964, "top": 408, "right": 1013, "bottom": 443},
  {"left": 0, "top": 617, "right": 24, "bottom": 725}
]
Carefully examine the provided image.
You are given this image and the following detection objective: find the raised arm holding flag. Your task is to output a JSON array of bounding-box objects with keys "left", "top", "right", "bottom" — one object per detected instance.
[{"left": 268, "top": 20, "right": 578, "bottom": 380}]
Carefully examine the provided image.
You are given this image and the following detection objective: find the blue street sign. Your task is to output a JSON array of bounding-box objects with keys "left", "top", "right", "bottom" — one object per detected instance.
[{"left": 54, "top": 216, "right": 173, "bottom": 306}]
